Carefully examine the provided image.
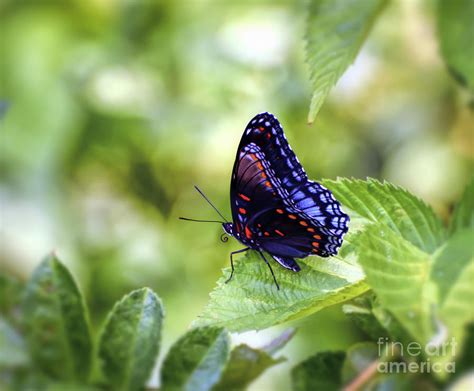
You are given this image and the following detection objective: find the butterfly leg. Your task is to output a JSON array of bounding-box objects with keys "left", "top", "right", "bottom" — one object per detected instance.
[
  {"left": 258, "top": 251, "right": 280, "bottom": 290},
  {"left": 225, "top": 247, "right": 250, "bottom": 284}
]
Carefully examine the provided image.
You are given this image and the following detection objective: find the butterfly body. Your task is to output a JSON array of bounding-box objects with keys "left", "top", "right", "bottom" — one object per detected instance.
[{"left": 224, "top": 112, "right": 349, "bottom": 282}]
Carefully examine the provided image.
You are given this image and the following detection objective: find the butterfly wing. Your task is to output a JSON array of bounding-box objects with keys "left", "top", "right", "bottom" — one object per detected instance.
[
  {"left": 230, "top": 112, "right": 349, "bottom": 259},
  {"left": 229, "top": 140, "right": 283, "bottom": 242}
]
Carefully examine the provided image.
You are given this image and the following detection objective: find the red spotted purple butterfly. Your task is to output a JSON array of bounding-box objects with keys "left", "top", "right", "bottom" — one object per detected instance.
[{"left": 181, "top": 112, "right": 349, "bottom": 290}]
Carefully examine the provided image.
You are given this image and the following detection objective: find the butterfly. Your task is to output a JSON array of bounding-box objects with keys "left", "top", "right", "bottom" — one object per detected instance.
[{"left": 181, "top": 112, "right": 349, "bottom": 290}]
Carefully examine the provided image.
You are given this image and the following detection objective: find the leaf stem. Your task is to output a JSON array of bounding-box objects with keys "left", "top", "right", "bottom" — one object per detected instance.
[{"left": 342, "top": 360, "right": 379, "bottom": 391}]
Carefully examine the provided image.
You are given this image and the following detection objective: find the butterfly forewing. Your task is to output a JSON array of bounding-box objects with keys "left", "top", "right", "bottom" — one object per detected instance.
[{"left": 230, "top": 143, "right": 283, "bottom": 240}]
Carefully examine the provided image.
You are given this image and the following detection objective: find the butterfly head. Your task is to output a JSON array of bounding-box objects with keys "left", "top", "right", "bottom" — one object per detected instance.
[{"left": 222, "top": 222, "right": 234, "bottom": 237}]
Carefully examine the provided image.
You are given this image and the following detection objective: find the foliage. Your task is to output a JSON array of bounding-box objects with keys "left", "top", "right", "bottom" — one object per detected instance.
[
  {"left": 449, "top": 178, "right": 474, "bottom": 234},
  {"left": 291, "top": 351, "right": 346, "bottom": 391},
  {"left": 197, "top": 177, "right": 474, "bottom": 388},
  {"left": 161, "top": 326, "right": 230, "bottom": 391},
  {"left": 321, "top": 178, "right": 447, "bottom": 253},
  {"left": 196, "top": 177, "right": 447, "bottom": 331},
  {"left": 1, "top": 256, "right": 295, "bottom": 390},
  {"left": 359, "top": 226, "right": 473, "bottom": 376},
  {"left": 21, "top": 255, "right": 93, "bottom": 382},
  {"left": 0, "top": 274, "right": 23, "bottom": 328},
  {"left": 286, "top": 176, "right": 473, "bottom": 389},
  {"left": 437, "top": 0, "right": 474, "bottom": 92},
  {"left": 305, "top": 0, "right": 388, "bottom": 123},
  {"left": 194, "top": 249, "right": 367, "bottom": 331},
  {"left": 341, "top": 342, "right": 379, "bottom": 384},
  {"left": 213, "top": 344, "right": 284, "bottom": 391},
  {"left": 98, "top": 288, "right": 164, "bottom": 390}
]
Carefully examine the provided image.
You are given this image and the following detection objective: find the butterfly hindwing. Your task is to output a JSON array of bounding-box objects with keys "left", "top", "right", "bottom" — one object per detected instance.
[{"left": 271, "top": 255, "right": 301, "bottom": 272}]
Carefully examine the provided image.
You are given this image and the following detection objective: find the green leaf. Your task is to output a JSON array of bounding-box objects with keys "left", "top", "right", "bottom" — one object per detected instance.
[
  {"left": 213, "top": 345, "right": 284, "bottom": 391},
  {"left": 305, "top": 0, "right": 387, "bottom": 123},
  {"left": 343, "top": 295, "right": 412, "bottom": 343},
  {"left": 322, "top": 178, "right": 447, "bottom": 253},
  {"left": 161, "top": 326, "right": 230, "bottom": 391},
  {"left": 358, "top": 225, "right": 474, "bottom": 378},
  {"left": 450, "top": 177, "right": 474, "bottom": 234},
  {"left": 213, "top": 328, "right": 294, "bottom": 391},
  {"left": 0, "top": 371, "right": 50, "bottom": 391},
  {"left": 438, "top": 0, "right": 474, "bottom": 91},
  {"left": 45, "top": 383, "right": 100, "bottom": 391},
  {"left": 342, "top": 296, "right": 389, "bottom": 340},
  {"left": 457, "top": 323, "right": 474, "bottom": 374},
  {"left": 341, "top": 342, "right": 378, "bottom": 384},
  {"left": 22, "top": 255, "right": 92, "bottom": 381},
  {"left": 0, "top": 274, "right": 24, "bottom": 327},
  {"left": 357, "top": 224, "right": 437, "bottom": 345},
  {"left": 194, "top": 251, "right": 367, "bottom": 332},
  {"left": 431, "top": 230, "right": 473, "bottom": 305},
  {"left": 432, "top": 230, "right": 474, "bottom": 369},
  {"left": 0, "top": 317, "right": 29, "bottom": 368},
  {"left": 291, "top": 351, "right": 345, "bottom": 391},
  {"left": 98, "top": 288, "right": 164, "bottom": 391},
  {"left": 370, "top": 299, "right": 413, "bottom": 344}
]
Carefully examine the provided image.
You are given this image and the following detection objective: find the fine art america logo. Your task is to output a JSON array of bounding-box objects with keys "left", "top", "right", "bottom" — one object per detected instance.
[{"left": 377, "top": 337, "right": 457, "bottom": 374}]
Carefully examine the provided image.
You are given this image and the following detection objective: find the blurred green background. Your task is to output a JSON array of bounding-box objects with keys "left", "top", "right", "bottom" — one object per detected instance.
[{"left": 0, "top": 0, "right": 472, "bottom": 389}]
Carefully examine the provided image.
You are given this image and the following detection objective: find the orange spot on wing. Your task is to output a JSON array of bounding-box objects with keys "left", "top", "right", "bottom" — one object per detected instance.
[
  {"left": 238, "top": 193, "right": 251, "bottom": 201},
  {"left": 258, "top": 126, "right": 265, "bottom": 131},
  {"left": 307, "top": 228, "right": 315, "bottom": 233},
  {"left": 249, "top": 153, "right": 257, "bottom": 161},
  {"left": 288, "top": 214, "right": 297, "bottom": 220},
  {"left": 265, "top": 181, "right": 272, "bottom": 188},
  {"left": 239, "top": 208, "right": 247, "bottom": 214},
  {"left": 266, "top": 133, "right": 271, "bottom": 139},
  {"left": 276, "top": 209, "right": 284, "bottom": 214},
  {"left": 264, "top": 231, "right": 270, "bottom": 237},
  {"left": 313, "top": 234, "right": 321, "bottom": 240},
  {"left": 312, "top": 242, "right": 320, "bottom": 248},
  {"left": 275, "top": 229, "right": 284, "bottom": 237},
  {"left": 245, "top": 226, "right": 252, "bottom": 239},
  {"left": 299, "top": 221, "right": 308, "bottom": 226},
  {"left": 257, "top": 162, "right": 263, "bottom": 170}
]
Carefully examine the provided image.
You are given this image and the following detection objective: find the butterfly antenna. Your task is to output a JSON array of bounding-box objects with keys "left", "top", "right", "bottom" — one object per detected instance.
[
  {"left": 178, "top": 217, "right": 224, "bottom": 224},
  {"left": 193, "top": 185, "right": 229, "bottom": 223}
]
